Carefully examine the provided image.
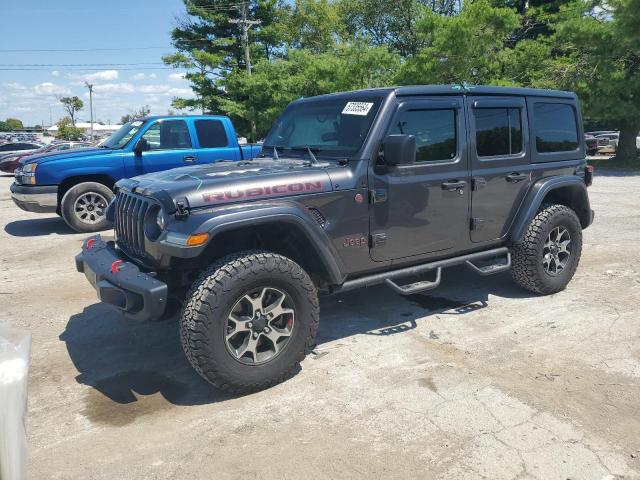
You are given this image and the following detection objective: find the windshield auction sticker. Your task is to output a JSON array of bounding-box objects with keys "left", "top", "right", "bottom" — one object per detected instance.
[{"left": 342, "top": 102, "right": 374, "bottom": 116}]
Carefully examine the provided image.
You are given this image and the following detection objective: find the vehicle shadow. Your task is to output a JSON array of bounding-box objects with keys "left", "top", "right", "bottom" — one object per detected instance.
[
  {"left": 61, "top": 265, "right": 535, "bottom": 408},
  {"left": 4, "top": 217, "right": 75, "bottom": 236}
]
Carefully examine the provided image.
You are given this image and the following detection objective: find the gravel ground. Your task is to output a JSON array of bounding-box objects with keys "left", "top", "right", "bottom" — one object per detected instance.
[{"left": 1, "top": 172, "right": 639, "bottom": 480}]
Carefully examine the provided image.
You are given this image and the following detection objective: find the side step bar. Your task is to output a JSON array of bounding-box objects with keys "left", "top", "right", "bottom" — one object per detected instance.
[{"left": 334, "top": 247, "right": 510, "bottom": 295}]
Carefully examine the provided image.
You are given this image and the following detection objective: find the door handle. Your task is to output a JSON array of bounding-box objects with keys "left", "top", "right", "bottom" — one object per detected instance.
[
  {"left": 441, "top": 180, "right": 466, "bottom": 191},
  {"left": 506, "top": 172, "right": 528, "bottom": 182},
  {"left": 183, "top": 155, "right": 196, "bottom": 163}
]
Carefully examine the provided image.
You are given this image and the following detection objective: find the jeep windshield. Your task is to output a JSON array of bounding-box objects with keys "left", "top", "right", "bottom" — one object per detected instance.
[
  {"left": 101, "top": 120, "right": 145, "bottom": 149},
  {"left": 263, "top": 96, "right": 384, "bottom": 158}
]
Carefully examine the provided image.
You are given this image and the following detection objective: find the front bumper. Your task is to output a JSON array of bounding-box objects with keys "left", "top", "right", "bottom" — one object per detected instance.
[
  {"left": 10, "top": 183, "right": 58, "bottom": 213},
  {"left": 75, "top": 235, "right": 168, "bottom": 321}
]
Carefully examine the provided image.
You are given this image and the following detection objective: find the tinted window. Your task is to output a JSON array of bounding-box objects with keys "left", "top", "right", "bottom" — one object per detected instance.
[
  {"left": 142, "top": 120, "right": 192, "bottom": 150},
  {"left": 0, "top": 144, "right": 13, "bottom": 151},
  {"left": 475, "top": 108, "right": 522, "bottom": 157},
  {"left": 534, "top": 103, "right": 579, "bottom": 152},
  {"left": 391, "top": 109, "right": 457, "bottom": 162},
  {"left": 53, "top": 144, "right": 71, "bottom": 151},
  {"left": 195, "top": 119, "right": 228, "bottom": 148}
]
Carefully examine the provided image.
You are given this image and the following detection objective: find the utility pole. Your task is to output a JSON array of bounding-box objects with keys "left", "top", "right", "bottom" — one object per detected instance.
[
  {"left": 229, "top": 2, "right": 261, "bottom": 76},
  {"left": 229, "top": 2, "right": 261, "bottom": 141},
  {"left": 85, "top": 82, "right": 94, "bottom": 140}
]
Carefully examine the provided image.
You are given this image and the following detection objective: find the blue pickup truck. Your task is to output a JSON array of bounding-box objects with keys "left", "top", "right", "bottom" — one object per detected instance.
[{"left": 11, "top": 115, "right": 260, "bottom": 232}]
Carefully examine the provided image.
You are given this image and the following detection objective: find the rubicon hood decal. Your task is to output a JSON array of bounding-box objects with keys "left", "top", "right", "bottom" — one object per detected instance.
[
  {"left": 120, "top": 157, "right": 333, "bottom": 208},
  {"left": 201, "top": 180, "right": 324, "bottom": 203}
]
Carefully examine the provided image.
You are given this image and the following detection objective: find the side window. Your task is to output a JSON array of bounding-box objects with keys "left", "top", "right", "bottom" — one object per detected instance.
[
  {"left": 391, "top": 109, "right": 457, "bottom": 162},
  {"left": 195, "top": 119, "right": 228, "bottom": 148},
  {"left": 54, "top": 144, "right": 70, "bottom": 151},
  {"left": 534, "top": 103, "right": 579, "bottom": 152},
  {"left": 475, "top": 108, "right": 522, "bottom": 157},
  {"left": 142, "top": 120, "right": 192, "bottom": 150}
]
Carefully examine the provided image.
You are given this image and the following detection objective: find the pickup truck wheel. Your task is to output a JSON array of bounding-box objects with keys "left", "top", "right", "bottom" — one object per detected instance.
[
  {"left": 179, "top": 251, "right": 319, "bottom": 394},
  {"left": 510, "top": 204, "right": 583, "bottom": 294},
  {"left": 61, "top": 182, "right": 113, "bottom": 233}
]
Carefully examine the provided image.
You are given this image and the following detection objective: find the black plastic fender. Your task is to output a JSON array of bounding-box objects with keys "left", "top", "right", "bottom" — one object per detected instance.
[
  {"left": 509, "top": 175, "right": 593, "bottom": 243},
  {"left": 157, "top": 200, "right": 347, "bottom": 285}
]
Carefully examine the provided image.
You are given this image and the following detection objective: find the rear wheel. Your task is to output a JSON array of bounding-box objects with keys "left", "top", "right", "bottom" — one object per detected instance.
[
  {"left": 511, "top": 204, "right": 583, "bottom": 294},
  {"left": 60, "top": 182, "right": 113, "bottom": 233},
  {"left": 179, "top": 251, "right": 319, "bottom": 393}
]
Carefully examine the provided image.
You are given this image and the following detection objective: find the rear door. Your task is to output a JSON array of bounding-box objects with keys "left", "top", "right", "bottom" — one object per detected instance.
[
  {"left": 193, "top": 118, "right": 242, "bottom": 163},
  {"left": 369, "top": 96, "right": 471, "bottom": 261},
  {"left": 466, "top": 96, "right": 532, "bottom": 243},
  {"left": 138, "top": 119, "right": 199, "bottom": 174}
]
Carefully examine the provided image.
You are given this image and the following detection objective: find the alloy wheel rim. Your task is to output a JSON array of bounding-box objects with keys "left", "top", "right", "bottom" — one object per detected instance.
[
  {"left": 542, "top": 226, "right": 572, "bottom": 276},
  {"left": 74, "top": 192, "right": 108, "bottom": 225},
  {"left": 224, "top": 287, "right": 295, "bottom": 365}
]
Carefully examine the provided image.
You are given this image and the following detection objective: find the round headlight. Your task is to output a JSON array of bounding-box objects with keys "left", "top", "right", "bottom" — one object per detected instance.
[{"left": 156, "top": 209, "right": 166, "bottom": 230}]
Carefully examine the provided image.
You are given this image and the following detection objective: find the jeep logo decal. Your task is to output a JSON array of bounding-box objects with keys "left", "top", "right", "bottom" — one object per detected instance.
[{"left": 202, "top": 181, "right": 323, "bottom": 203}]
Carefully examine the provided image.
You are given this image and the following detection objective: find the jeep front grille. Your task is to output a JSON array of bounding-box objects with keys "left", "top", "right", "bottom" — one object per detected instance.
[{"left": 114, "top": 190, "right": 152, "bottom": 258}]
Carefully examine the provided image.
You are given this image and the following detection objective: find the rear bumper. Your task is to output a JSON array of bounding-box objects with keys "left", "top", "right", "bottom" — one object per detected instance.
[
  {"left": 10, "top": 183, "right": 58, "bottom": 213},
  {"left": 75, "top": 235, "right": 168, "bottom": 321}
]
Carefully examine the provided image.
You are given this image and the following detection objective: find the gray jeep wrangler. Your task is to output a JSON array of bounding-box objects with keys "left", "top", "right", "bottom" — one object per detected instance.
[{"left": 76, "top": 85, "right": 594, "bottom": 393}]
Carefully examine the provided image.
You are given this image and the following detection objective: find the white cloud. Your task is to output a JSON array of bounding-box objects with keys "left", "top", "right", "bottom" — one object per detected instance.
[
  {"left": 51, "top": 70, "right": 60, "bottom": 77},
  {"left": 168, "top": 72, "right": 187, "bottom": 82},
  {"left": 132, "top": 73, "right": 146, "bottom": 81},
  {"left": 166, "top": 87, "right": 192, "bottom": 96},
  {"left": 94, "top": 82, "right": 135, "bottom": 94},
  {"left": 67, "top": 69, "right": 119, "bottom": 82},
  {"left": 34, "top": 82, "right": 71, "bottom": 96},
  {"left": 149, "top": 73, "right": 157, "bottom": 79}
]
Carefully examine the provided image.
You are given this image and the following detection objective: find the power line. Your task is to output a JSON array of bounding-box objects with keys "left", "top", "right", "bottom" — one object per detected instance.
[
  {"left": 0, "top": 46, "right": 169, "bottom": 53},
  {"left": 0, "top": 67, "right": 176, "bottom": 71},
  {"left": 0, "top": 63, "right": 166, "bottom": 67}
]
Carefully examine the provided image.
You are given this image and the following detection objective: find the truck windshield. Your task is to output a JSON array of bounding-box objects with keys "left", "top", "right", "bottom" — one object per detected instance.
[
  {"left": 101, "top": 121, "right": 145, "bottom": 149},
  {"left": 263, "top": 97, "right": 383, "bottom": 158}
]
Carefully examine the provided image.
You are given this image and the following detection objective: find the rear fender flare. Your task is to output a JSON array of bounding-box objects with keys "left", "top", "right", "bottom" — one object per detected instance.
[{"left": 510, "top": 176, "right": 591, "bottom": 242}]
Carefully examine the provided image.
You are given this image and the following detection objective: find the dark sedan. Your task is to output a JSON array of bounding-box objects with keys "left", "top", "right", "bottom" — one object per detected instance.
[{"left": 0, "top": 141, "right": 91, "bottom": 173}]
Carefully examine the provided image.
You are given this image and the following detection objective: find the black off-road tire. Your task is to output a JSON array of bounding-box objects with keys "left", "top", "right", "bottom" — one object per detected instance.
[
  {"left": 179, "top": 251, "right": 319, "bottom": 394},
  {"left": 60, "top": 182, "right": 113, "bottom": 233},
  {"left": 511, "top": 204, "right": 583, "bottom": 295}
]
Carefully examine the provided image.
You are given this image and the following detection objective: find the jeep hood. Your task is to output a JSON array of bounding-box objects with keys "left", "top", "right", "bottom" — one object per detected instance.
[
  {"left": 118, "top": 157, "right": 334, "bottom": 209},
  {"left": 21, "top": 147, "right": 114, "bottom": 165}
]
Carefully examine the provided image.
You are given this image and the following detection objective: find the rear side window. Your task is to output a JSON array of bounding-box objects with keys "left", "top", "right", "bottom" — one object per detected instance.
[
  {"left": 390, "top": 109, "right": 457, "bottom": 162},
  {"left": 534, "top": 103, "right": 579, "bottom": 152},
  {"left": 474, "top": 108, "right": 522, "bottom": 157},
  {"left": 195, "top": 119, "right": 228, "bottom": 148}
]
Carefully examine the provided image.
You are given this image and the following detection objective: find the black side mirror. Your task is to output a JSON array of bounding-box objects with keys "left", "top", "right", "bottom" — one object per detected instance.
[
  {"left": 134, "top": 138, "right": 150, "bottom": 156},
  {"left": 382, "top": 134, "right": 416, "bottom": 166}
]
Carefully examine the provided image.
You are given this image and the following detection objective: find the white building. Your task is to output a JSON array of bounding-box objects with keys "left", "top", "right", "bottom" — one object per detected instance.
[{"left": 46, "top": 122, "right": 121, "bottom": 138}]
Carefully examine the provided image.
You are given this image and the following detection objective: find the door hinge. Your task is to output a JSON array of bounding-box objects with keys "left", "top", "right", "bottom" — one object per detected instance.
[
  {"left": 472, "top": 177, "right": 487, "bottom": 191},
  {"left": 470, "top": 218, "right": 485, "bottom": 231},
  {"left": 371, "top": 233, "right": 387, "bottom": 247},
  {"left": 370, "top": 189, "right": 388, "bottom": 204}
]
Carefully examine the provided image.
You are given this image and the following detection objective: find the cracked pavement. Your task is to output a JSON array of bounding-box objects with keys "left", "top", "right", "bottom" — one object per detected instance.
[{"left": 1, "top": 171, "right": 639, "bottom": 479}]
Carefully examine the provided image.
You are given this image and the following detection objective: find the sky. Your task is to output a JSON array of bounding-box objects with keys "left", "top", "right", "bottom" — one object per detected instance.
[{"left": 0, "top": 0, "right": 196, "bottom": 126}]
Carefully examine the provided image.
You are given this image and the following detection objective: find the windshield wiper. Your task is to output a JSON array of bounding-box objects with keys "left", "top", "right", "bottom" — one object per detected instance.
[{"left": 289, "top": 146, "right": 319, "bottom": 165}]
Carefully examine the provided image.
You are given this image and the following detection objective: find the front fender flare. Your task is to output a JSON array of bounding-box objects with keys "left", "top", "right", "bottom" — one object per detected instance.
[{"left": 160, "top": 201, "right": 347, "bottom": 285}]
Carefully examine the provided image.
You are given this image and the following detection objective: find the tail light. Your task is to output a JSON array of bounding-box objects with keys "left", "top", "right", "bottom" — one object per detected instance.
[{"left": 585, "top": 165, "right": 594, "bottom": 186}]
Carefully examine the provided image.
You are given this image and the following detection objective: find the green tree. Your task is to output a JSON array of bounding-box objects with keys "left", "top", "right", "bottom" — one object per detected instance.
[
  {"left": 397, "top": 0, "right": 520, "bottom": 85},
  {"left": 548, "top": 0, "right": 640, "bottom": 163},
  {"left": 55, "top": 117, "right": 84, "bottom": 141},
  {"left": 59, "top": 96, "right": 84, "bottom": 125},
  {"left": 5, "top": 118, "right": 24, "bottom": 130},
  {"left": 120, "top": 105, "right": 151, "bottom": 124},
  {"left": 0, "top": 120, "right": 9, "bottom": 131}
]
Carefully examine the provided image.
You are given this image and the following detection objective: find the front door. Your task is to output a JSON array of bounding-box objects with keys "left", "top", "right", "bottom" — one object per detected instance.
[
  {"left": 466, "top": 96, "right": 532, "bottom": 242},
  {"left": 370, "top": 96, "right": 470, "bottom": 262},
  {"left": 136, "top": 119, "right": 199, "bottom": 175}
]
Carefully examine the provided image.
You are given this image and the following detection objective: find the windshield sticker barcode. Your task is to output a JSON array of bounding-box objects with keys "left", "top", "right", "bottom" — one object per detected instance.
[{"left": 342, "top": 102, "right": 374, "bottom": 116}]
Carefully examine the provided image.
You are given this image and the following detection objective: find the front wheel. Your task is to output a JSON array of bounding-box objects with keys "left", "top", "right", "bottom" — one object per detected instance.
[
  {"left": 179, "top": 251, "right": 319, "bottom": 393},
  {"left": 510, "top": 204, "right": 583, "bottom": 294},
  {"left": 60, "top": 182, "right": 113, "bottom": 233}
]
